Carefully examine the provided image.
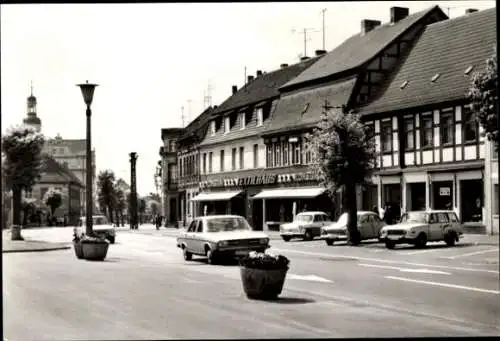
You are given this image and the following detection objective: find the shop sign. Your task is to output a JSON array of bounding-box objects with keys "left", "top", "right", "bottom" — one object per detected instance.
[
  {"left": 200, "top": 171, "right": 317, "bottom": 189},
  {"left": 439, "top": 187, "right": 450, "bottom": 196}
]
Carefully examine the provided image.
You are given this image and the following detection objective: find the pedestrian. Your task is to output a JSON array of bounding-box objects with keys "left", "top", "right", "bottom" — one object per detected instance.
[{"left": 383, "top": 202, "right": 392, "bottom": 224}]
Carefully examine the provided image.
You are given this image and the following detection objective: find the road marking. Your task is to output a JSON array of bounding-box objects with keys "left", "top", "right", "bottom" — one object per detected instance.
[
  {"left": 287, "top": 274, "right": 332, "bottom": 283},
  {"left": 359, "top": 263, "right": 451, "bottom": 275},
  {"left": 271, "top": 248, "right": 499, "bottom": 274},
  {"left": 400, "top": 248, "right": 446, "bottom": 255},
  {"left": 385, "top": 276, "right": 500, "bottom": 295},
  {"left": 445, "top": 248, "right": 499, "bottom": 260}
]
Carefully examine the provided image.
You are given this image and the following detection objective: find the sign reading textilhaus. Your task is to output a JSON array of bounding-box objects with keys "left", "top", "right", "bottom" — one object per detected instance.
[{"left": 199, "top": 172, "right": 316, "bottom": 189}]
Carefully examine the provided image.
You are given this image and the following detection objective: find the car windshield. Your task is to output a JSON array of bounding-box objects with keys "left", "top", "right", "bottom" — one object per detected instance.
[
  {"left": 336, "top": 213, "right": 365, "bottom": 226},
  {"left": 294, "top": 214, "right": 313, "bottom": 223},
  {"left": 78, "top": 217, "right": 108, "bottom": 226},
  {"left": 206, "top": 217, "right": 251, "bottom": 232},
  {"left": 400, "top": 212, "right": 427, "bottom": 224}
]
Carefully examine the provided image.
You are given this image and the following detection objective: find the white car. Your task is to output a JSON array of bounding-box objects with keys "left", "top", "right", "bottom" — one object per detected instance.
[
  {"left": 280, "top": 211, "right": 331, "bottom": 241},
  {"left": 379, "top": 210, "right": 464, "bottom": 249},
  {"left": 321, "top": 211, "right": 386, "bottom": 245},
  {"left": 75, "top": 215, "right": 116, "bottom": 244},
  {"left": 176, "top": 215, "right": 270, "bottom": 264}
]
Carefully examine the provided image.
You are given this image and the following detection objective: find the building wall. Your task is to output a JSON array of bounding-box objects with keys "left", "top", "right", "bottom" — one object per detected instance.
[{"left": 484, "top": 139, "right": 499, "bottom": 234}]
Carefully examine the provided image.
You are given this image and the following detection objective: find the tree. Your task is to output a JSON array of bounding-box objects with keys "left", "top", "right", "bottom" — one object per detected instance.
[
  {"left": 43, "top": 187, "right": 63, "bottom": 217},
  {"left": 1, "top": 125, "right": 45, "bottom": 240},
  {"left": 468, "top": 47, "right": 498, "bottom": 150},
  {"left": 114, "top": 187, "right": 126, "bottom": 227},
  {"left": 138, "top": 198, "right": 147, "bottom": 224},
  {"left": 21, "top": 197, "right": 37, "bottom": 226},
  {"left": 305, "top": 106, "right": 376, "bottom": 245},
  {"left": 97, "top": 170, "right": 117, "bottom": 224},
  {"left": 147, "top": 199, "right": 160, "bottom": 217}
]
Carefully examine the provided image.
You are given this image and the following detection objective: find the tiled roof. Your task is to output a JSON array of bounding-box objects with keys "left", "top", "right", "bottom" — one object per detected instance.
[
  {"left": 42, "top": 155, "right": 85, "bottom": 187},
  {"left": 262, "top": 76, "right": 358, "bottom": 136},
  {"left": 282, "top": 6, "right": 445, "bottom": 90},
  {"left": 200, "top": 100, "right": 278, "bottom": 147},
  {"left": 212, "top": 57, "right": 322, "bottom": 115},
  {"left": 360, "top": 8, "right": 496, "bottom": 116},
  {"left": 178, "top": 106, "right": 214, "bottom": 146},
  {"left": 45, "top": 137, "right": 87, "bottom": 155}
]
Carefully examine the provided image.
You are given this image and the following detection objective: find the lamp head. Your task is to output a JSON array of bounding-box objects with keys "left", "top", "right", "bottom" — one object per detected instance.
[{"left": 77, "top": 80, "right": 98, "bottom": 106}]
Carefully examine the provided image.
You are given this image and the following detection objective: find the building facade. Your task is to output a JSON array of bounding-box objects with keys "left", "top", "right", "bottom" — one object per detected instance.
[
  {"left": 360, "top": 7, "right": 496, "bottom": 233},
  {"left": 160, "top": 128, "right": 183, "bottom": 226}
]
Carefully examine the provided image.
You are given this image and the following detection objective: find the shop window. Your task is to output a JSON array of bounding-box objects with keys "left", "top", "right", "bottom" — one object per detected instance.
[
  {"left": 253, "top": 144, "right": 258, "bottom": 168},
  {"left": 381, "top": 120, "right": 392, "bottom": 153},
  {"left": 421, "top": 115, "right": 433, "bottom": 148},
  {"left": 404, "top": 117, "right": 414, "bottom": 150},
  {"left": 208, "top": 152, "right": 213, "bottom": 173},
  {"left": 232, "top": 148, "right": 237, "bottom": 170},
  {"left": 220, "top": 150, "right": 225, "bottom": 172},
  {"left": 239, "top": 146, "right": 244, "bottom": 169},
  {"left": 440, "top": 110, "right": 454, "bottom": 145},
  {"left": 203, "top": 153, "right": 207, "bottom": 174},
  {"left": 463, "top": 107, "right": 478, "bottom": 143}
]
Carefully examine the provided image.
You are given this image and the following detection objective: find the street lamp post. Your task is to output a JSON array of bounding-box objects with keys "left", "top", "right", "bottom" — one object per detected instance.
[
  {"left": 77, "top": 80, "right": 98, "bottom": 236},
  {"left": 129, "top": 152, "right": 139, "bottom": 230}
]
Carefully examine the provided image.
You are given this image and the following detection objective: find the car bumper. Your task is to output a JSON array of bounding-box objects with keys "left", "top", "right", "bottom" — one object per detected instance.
[
  {"left": 217, "top": 244, "right": 270, "bottom": 256},
  {"left": 321, "top": 232, "right": 347, "bottom": 240},
  {"left": 381, "top": 235, "right": 416, "bottom": 244}
]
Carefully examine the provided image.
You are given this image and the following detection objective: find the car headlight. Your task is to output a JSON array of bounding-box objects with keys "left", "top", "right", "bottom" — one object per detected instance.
[
  {"left": 407, "top": 229, "right": 417, "bottom": 235},
  {"left": 217, "top": 241, "right": 228, "bottom": 247},
  {"left": 259, "top": 238, "right": 269, "bottom": 244}
]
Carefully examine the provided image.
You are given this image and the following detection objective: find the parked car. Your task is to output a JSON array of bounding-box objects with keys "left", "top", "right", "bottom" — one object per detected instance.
[
  {"left": 176, "top": 215, "right": 270, "bottom": 264},
  {"left": 379, "top": 210, "right": 463, "bottom": 249},
  {"left": 279, "top": 211, "right": 331, "bottom": 242},
  {"left": 75, "top": 215, "right": 116, "bottom": 244},
  {"left": 321, "top": 211, "right": 386, "bottom": 245}
]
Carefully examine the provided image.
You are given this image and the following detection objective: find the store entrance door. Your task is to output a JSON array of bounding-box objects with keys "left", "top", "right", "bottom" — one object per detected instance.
[{"left": 460, "top": 179, "right": 483, "bottom": 222}]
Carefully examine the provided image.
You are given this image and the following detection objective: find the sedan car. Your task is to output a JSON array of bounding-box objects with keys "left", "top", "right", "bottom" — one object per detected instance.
[
  {"left": 379, "top": 210, "right": 463, "bottom": 249},
  {"left": 176, "top": 215, "right": 270, "bottom": 264},
  {"left": 75, "top": 215, "right": 116, "bottom": 244},
  {"left": 280, "top": 211, "right": 331, "bottom": 241},
  {"left": 321, "top": 211, "right": 386, "bottom": 245}
]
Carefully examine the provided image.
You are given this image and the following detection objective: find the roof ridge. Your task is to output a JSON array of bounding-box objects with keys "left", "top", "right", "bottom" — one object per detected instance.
[{"left": 426, "top": 6, "right": 495, "bottom": 28}]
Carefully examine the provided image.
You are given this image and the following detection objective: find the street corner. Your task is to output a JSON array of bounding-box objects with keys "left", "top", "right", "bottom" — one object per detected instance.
[{"left": 2, "top": 239, "right": 71, "bottom": 253}]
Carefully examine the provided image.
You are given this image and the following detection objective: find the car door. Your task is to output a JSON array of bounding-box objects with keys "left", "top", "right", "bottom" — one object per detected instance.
[
  {"left": 428, "top": 213, "right": 443, "bottom": 241},
  {"left": 447, "top": 212, "right": 461, "bottom": 233},
  {"left": 184, "top": 220, "right": 197, "bottom": 252},
  {"left": 193, "top": 220, "right": 205, "bottom": 254},
  {"left": 371, "top": 214, "right": 385, "bottom": 238},
  {"left": 311, "top": 214, "right": 324, "bottom": 236},
  {"left": 436, "top": 212, "right": 451, "bottom": 240},
  {"left": 357, "top": 214, "right": 371, "bottom": 239}
]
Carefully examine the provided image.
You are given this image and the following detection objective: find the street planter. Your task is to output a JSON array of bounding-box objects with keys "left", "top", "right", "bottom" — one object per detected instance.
[
  {"left": 239, "top": 251, "right": 290, "bottom": 300},
  {"left": 81, "top": 238, "right": 109, "bottom": 261},
  {"left": 73, "top": 241, "right": 84, "bottom": 259}
]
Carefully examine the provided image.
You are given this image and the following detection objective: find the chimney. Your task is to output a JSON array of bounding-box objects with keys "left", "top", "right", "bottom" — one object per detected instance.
[
  {"left": 280, "top": 63, "right": 289, "bottom": 69},
  {"left": 247, "top": 75, "right": 254, "bottom": 83},
  {"left": 256, "top": 70, "right": 263, "bottom": 77},
  {"left": 466, "top": 8, "right": 478, "bottom": 14},
  {"left": 232, "top": 85, "right": 237, "bottom": 94},
  {"left": 390, "top": 7, "right": 409, "bottom": 24},
  {"left": 315, "top": 50, "right": 327, "bottom": 56},
  {"left": 361, "top": 19, "right": 381, "bottom": 34},
  {"left": 300, "top": 56, "right": 310, "bottom": 61}
]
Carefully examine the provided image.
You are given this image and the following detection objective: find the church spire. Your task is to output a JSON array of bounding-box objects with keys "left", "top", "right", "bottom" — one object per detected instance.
[{"left": 23, "top": 81, "right": 41, "bottom": 132}]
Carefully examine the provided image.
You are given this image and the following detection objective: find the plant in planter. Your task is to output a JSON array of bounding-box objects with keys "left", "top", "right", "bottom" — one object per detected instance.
[
  {"left": 239, "top": 251, "right": 290, "bottom": 300},
  {"left": 72, "top": 229, "right": 85, "bottom": 259},
  {"left": 80, "top": 233, "right": 110, "bottom": 261}
]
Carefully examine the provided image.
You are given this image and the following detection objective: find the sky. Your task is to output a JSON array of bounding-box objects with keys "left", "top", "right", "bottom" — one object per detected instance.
[{"left": 1, "top": 1, "right": 496, "bottom": 196}]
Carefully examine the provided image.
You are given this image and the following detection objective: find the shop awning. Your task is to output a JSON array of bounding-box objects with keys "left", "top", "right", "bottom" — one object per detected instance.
[
  {"left": 252, "top": 187, "right": 325, "bottom": 199},
  {"left": 191, "top": 191, "right": 242, "bottom": 202}
]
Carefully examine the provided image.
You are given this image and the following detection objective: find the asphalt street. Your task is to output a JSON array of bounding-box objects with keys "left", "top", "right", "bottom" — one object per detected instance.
[{"left": 3, "top": 226, "right": 500, "bottom": 340}]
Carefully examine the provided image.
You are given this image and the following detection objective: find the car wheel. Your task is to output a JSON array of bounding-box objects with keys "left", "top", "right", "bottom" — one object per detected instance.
[
  {"left": 444, "top": 233, "right": 456, "bottom": 247},
  {"left": 107, "top": 236, "right": 115, "bottom": 244},
  {"left": 206, "top": 248, "right": 218, "bottom": 265},
  {"left": 282, "top": 236, "right": 291, "bottom": 242},
  {"left": 183, "top": 247, "right": 192, "bottom": 261},
  {"left": 385, "top": 240, "right": 395, "bottom": 249},
  {"left": 415, "top": 233, "right": 427, "bottom": 248},
  {"left": 325, "top": 239, "right": 334, "bottom": 246},
  {"left": 304, "top": 230, "right": 313, "bottom": 241}
]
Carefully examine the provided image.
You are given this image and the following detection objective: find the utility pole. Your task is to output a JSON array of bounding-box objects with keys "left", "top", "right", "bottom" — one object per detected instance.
[{"left": 321, "top": 8, "right": 327, "bottom": 50}]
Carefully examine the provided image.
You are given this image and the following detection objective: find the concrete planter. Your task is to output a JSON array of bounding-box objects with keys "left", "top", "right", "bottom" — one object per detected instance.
[
  {"left": 240, "top": 267, "right": 288, "bottom": 300},
  {"left": 73, "top": 241, "right": 84, "bottom": 259},
  {"left": 11, "top": 224, "right": 23, "bottom": 241},
  {"left": 81, "top": 241, "right": 109, "bottom": 261}
]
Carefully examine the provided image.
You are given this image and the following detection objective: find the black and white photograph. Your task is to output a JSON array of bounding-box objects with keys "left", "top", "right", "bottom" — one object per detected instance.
[{"left": 1, "top": 1, "right": 499, "bottom": 339}]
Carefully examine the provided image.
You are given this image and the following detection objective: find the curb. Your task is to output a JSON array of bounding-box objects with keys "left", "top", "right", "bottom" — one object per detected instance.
[{"left": 2, "top": 245, "right": 71, "bottom": 253}]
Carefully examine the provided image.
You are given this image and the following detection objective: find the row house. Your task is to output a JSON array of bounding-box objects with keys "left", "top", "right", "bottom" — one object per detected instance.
[
  {"left": 193, "top": 57, "right": 322, "bottom": 230},
  {"left": 259, "top": 6, "right": 448, "bottom": 227},
  {"left": 176, "top": 106, "right": 214, "bottom": 226},
  {"left": 359, "top": 7, "right": 498, "bottom": 233},
  {"left": 159, "top": 128, "right": 183, "bottom": 226}
]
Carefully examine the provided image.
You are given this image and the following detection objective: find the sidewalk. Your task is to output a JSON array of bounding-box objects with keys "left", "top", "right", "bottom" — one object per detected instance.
[
  {"left": 2, "top": 236, "right": 71, "bottom": 253},
  {"left": 462, "top": 233, "right": 499, "bottom": 246}
]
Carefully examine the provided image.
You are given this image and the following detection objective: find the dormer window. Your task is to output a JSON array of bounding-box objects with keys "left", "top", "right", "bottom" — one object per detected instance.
[
  {"left": 210, "top": 121, "right": 216, "bottom": 136},
  {"left": 224, "top": 116, "right": 230, "bottom": 134},
  {"left": 240, "top": 112, "right": 245, "bottom": 130},
  {"left": 400, "top": 80, "right": 409, "bottom": 89},
  {"left": 431, "top": 73, "right": 441, "bottom": 82},
  {"left": 464, "top": 65, "right": 474, "bottom": 75},
  {"left": 256, "top": 107, "right": 263, "bottom": 126}
]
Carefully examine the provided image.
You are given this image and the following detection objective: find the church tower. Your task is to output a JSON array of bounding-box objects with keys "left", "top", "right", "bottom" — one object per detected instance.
[{"left": 23, "top": 81, "right": 41, "bottom": 132}]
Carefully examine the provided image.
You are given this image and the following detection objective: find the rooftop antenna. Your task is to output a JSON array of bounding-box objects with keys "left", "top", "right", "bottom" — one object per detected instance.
[
  {"left": 180, "top": 106, "right": 185, "bottom": 128},
  {"left": 244, "top": 66, "right": 247, "bottom": 85},
  {"left": 320, "top": 8, "right": 327, "bottom": 50},
  {"left": 187, "top": 99, "right": 192, "bottom": 124},
  {"left": 203, "top": 80, "right": 213, "bottom": 108},
  {"left": 292, "top": 27, "right": 319, "bottom": 57},
  {"left": 30, "top": 80, "right": 33, "bottom": 96}
]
